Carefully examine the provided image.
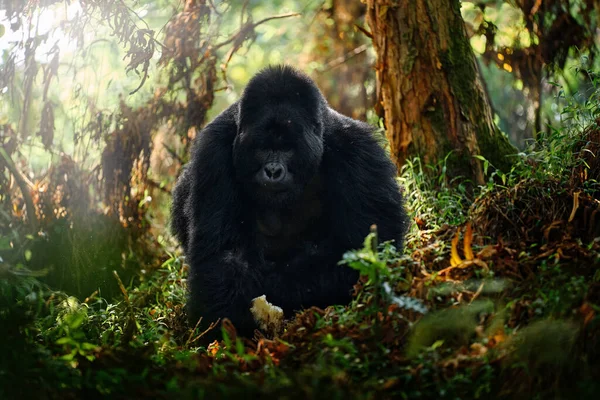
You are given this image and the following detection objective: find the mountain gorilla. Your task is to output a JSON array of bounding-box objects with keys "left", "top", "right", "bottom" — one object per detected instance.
[{"left": 171, "top": 65, "right": 408, "bottom": 337}]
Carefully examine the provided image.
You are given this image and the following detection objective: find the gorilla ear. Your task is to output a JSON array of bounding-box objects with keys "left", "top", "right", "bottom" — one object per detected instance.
[{"left": 186, "top": 107, "right": 241, "bottom": 258}]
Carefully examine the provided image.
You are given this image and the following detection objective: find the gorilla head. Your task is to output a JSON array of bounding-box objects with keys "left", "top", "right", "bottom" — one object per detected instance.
[{"left": 232, "top": 66, "right": 325, "bottom": 208}]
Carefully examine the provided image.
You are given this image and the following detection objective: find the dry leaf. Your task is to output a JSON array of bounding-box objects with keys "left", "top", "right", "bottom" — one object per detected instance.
[
  {"left": 450, "top": 231, "right": 462, "bottom": 266},
  {"left": 569, "top": 191, "right": 580, "bottom": 222},
  {"left": 464, "top": 222, "right": 474, "bottom": 261}
]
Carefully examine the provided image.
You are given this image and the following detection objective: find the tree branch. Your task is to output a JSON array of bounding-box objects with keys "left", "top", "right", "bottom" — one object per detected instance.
[{"left": 0, "top": 147, "right": 38, "bottom": 233}]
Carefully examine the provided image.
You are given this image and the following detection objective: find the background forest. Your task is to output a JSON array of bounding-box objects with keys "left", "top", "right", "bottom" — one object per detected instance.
[{"left": 1, "top": 0, "right": 599, "bottom": 399}]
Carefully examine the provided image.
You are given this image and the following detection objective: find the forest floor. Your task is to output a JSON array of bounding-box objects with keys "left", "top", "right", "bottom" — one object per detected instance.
[{"left": 2, "top": 117, "right": 600, "bottom": 399}]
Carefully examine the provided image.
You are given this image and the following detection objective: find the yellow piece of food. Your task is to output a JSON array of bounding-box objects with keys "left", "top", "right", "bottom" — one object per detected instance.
[{"left": 250, "top": 295, "right": 284, "bottom": 335}]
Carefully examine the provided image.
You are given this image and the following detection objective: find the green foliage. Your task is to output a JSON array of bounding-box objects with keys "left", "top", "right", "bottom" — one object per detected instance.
[
  {"left": 340, "top": 231, "right": 389, "bottom": 283},
  {"left": 406, "top": 300, "right": 495, "bottom": 358},
  {"left": 538, "top": 62, "right": 597, "bottom": 168},
  {"left": 340, "top": 231, "right": 427, "bottom": 315},
  {"left": 399, "top": 155, "right": 472, "bottom": 229},
  {"left": 506, "top": 319, "right": 579, "bottom": 370},
  {"left": 463, "top": 1, "right": 599, "bottom": 147}
]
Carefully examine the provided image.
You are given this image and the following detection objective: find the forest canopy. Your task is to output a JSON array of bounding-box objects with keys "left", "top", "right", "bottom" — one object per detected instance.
[{"left": 1, "top": 1, "right": 599, "bottom": 399}]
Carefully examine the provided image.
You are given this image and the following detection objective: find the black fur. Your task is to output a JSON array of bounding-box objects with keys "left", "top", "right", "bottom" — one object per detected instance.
[{"left": 171, "top": 65, "right": 408, "bottom": 337}]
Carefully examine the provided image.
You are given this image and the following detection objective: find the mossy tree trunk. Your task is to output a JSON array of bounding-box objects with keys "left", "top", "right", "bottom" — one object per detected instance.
[{"left": 365, "top": 0, "right": 516, "bottom": 185}]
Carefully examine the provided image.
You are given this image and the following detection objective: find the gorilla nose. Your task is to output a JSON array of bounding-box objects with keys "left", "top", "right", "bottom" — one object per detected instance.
[{"left": 263, "top": 162, "right": 286, "bottom": 182}]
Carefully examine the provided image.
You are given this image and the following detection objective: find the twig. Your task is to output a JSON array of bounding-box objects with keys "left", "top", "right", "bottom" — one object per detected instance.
[
  {"left": 240, "top": 0, "right": 249, "bottom": 27},
  {"left": 213, "top": 13, "right": 301, "bottom": 50},
  {"left": 253, "top": 12, "right": 303, "bottom": 30},
  {"left": 0, "top": 147, "right": 38, "bottom": 233},
  {"left": 113, "top": 270, "right": 138, "bottom": 341},
  {"left": 369, "top": 224, "right": 378, "bottom": 253},
  {"left": 113, "top": 270, "right": 132, "bottom": 308},
  {"left": 354, "top": 23, "right": 373, "bottom": 39},
  {"left": 436, "top": 259, "right": 490, "bottom": 277},
  {"left": 469, "top": 282, "right": 485, "bottom": 304},
  {"left": 207, "top": 0, "right": 223, "bottom": 16},
  {"left": 186, "top": 316, "right": 203, "bottom": 347},
  {"left": 84, "top": 290, "right": 100, "bottom": 304},
  {"left": 189, "top": 319, "right": 221, "bottom": 345},
  {"left": 162, "top": 142, "right": 185, "bottom": 165},
  {"left": 320, "top": 44, "right": 369, "bottom": 72},
  {"left": 146, "top": 179, "right": 172, "bottom": 194}
]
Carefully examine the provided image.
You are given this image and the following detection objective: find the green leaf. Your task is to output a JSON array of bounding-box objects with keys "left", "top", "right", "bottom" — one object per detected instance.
[
  {"left": 430, "top": 340, "right": 445, "bottom": 350},
  {"left": 56, "top": 337, "right": 74, "bottom": 345},
  {"left": 222, "top": 327, "right": 232, "bottom": 350},
  {"left": 235, "top": 338, "right": 245, "bottom": 356},
  {"left": 60, "top": 349, "right": 77, "bottom": 361},
  {"left": 66, "top": 311, "right": 86, "bottom": 329},
  {"left": 0, "top": 236, "right": 10, "bottom": 250},
  {"left": 0, "top": 24, "right": 5, "bottom": 39},
  {"left": 81, "top": 342, "right": 98, "bottom": 351}
]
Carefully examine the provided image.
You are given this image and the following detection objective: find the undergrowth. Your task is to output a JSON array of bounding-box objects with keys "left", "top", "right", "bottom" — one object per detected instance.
[{"left": 1, "top": 66, "right": 600, "bottom": 399}]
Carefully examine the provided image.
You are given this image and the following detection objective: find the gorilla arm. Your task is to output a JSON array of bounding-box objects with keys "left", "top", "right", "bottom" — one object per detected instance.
[
  {"left": 180, "top": 104, "right": 266, "bottom": 334},
  {"left": 185, "top": 105, "right": 241, "bottom": 257}
]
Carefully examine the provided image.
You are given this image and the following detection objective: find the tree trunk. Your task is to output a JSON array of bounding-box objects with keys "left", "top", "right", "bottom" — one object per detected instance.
[{"left": 365, "top": 0, "right": 516, "bottom": 185}]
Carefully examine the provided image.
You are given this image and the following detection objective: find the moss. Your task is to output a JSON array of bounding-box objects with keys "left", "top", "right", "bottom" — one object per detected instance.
[
  {"left": 438, "top": 14, "right": 478, "bottom": 111},
  {"left": 423, "top": 99, "right": 477, "bottom": 183},
  {"left": 424, "top": 0, "right": 439, "bottom": 33},
  {"left": 402, "top": 45, "right": 418, "bottom": 74},
  {"left": 424, "top": 97, "right": 447, "bottom": 136},
  {"left": 477, "top": 123, "right": 517, "bottom": 172},
  {"left": 437, "top": 0, "right": 516, "bottom": 173}
]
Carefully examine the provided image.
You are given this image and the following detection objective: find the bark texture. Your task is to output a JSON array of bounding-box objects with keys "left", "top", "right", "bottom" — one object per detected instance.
[{"left": 365, "top": 0, "right": 515, "bottom": 184}]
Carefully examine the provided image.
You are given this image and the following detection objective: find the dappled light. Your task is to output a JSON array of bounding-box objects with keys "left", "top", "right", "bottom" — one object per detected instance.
[{"left": 1, "top": 1, "right": 600, "bottom": 399}]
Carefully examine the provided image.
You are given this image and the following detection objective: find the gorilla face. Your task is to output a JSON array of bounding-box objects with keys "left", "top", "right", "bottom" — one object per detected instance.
[
  {"left": 232, "top": 104, "right": 324, "bottom": 208},
  {"left": 231, "top": 65, "right": 327, "bottom": 209}
]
